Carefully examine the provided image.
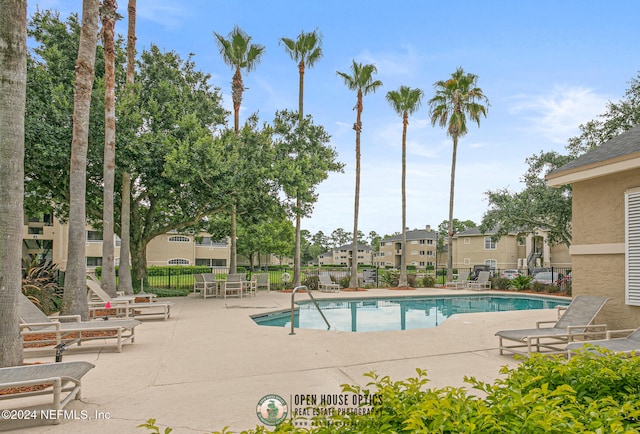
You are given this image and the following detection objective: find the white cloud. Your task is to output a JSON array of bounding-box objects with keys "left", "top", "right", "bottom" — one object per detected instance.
[
  {"left": 137, "top": 0, "right": 189, "bottom": 30},
  {"left": 508, "top": 85, "right": 610, "bottom": 145}
]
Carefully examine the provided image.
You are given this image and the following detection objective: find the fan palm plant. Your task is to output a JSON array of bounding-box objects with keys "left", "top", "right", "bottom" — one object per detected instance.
[
  {"left": 336, "top": 61, "right": 382, "bottom": 288},
  {"left": 428, "top": 67, "right": 489, "bottom": 282},
  {"left": 386, "top": 86, "right": 424, "bottom": 287}
]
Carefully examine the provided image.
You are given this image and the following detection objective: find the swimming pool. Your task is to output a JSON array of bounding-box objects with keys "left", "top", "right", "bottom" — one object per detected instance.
[{"left": 251, "top": 294, "right": 570, "bottom": 332}]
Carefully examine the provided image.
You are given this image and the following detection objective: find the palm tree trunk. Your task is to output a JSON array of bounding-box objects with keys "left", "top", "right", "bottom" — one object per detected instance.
[
  {"left": 293, "top": 62, "right": 306, "bottom": 287},
  {"left": 351, "top": 92, "right": 363, "bottom": 288},
  {"left": 101, "top": 0, "right": 117, "bottom": 297},
  {"left": 118, "top": 0, "right": 136, "bottom": 295},
  {"left": 446, "top": 135, "right": 459, "bottom": 282},
  {"left": 0, "top": 0, "right": 26, "bottom": 367},
  {"left": 399, "top": 114, "right": 408, "bottom": 287},
  {"left": 63, "top": 0, "right": 99, "bottom": 320},
  {"left": 229, "top": 203, "right": 237, "bottom": 273}
]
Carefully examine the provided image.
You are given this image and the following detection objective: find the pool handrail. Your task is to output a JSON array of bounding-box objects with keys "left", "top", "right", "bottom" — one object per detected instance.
[{"left": 290, "top": 285, "right": 330, "bottom": 335}]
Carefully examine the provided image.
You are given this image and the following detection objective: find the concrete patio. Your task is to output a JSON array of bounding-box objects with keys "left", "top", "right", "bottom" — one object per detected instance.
[{"left": 1, "top": 288, "right": 562, "bottom": 433}]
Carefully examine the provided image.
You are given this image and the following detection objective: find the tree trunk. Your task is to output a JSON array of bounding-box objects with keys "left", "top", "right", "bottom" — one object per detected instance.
[
  {"left": 62, "top": 0, "right": 99, "bottom": 320},
  {"left": 101, "top": 0, "right": 117, "bottom": 297},
  {"left": 399, "top": 113, "right": 408, "bottom": 287},
  {"left": 350, "top": 91, "right": 363, "bottom": 289},
  {"left": 118, "top": 0, "right": 136, "bottom": 295},
  {"left": 446, "top": 135, "right": 459, "bottom": 282},
  {"left": 118, "top": 172, "right": 133, "bottom": 294},
  {"left": 0, "top": 0, "right": 26, "bottom": 367},
  {"left": 229, "top": 203, "right": 237, "bottom": 274},
  {"left": 293, "top": 201, "right": 302, "bottom": 287},
  {"left": 229, "top": 68, "right": 243, "bottom": 274}
]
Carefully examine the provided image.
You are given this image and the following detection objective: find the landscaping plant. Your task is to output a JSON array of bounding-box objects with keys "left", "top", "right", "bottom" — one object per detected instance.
[{"left": 140, "top": 349, "right": 640, "bottom": 433}]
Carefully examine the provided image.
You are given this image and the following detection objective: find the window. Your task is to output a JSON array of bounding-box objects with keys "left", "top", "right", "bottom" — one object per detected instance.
[
  {"left": 411, "top": 250, "right": 418, "bottom": 255},
  {"left": 411, "top": 240, "right": 418, "bottom": 245},
  {"left": 168, "top": 258, "right": 189, "bottom": 265},
  {"left": 380, "top": 242, "right": 386, "bottom": 247},
  {"left": 419, "top": 250, "right": 425, "bottom": 255},
  {"left": 86, "top": 256, "right": 102, "bottom": 267},
  {"left": 87, "top": 230, "right": 102, "bottom": 242},
  {"left": 484, "top": 237, "right": 497, "bottom": 250},
  {"left": 169, "top": 235, "right": 190, "bottom": 243},
  {"left": 419, "top": 262, "right": 425, "bottom": 267},
  {"left": 485, "top": 259, "right": 497, "bottom": 271},
  {"left": 419, "top": 240, "right": 425, "bottom": 244},
  {"left": 196, "top": 237, "right": 213, "bottom": 246},
  {"left": 626, "top": 189, "right": 640, "bottom": 305},
  {"left": 196, "top": 258, "right": 226, "bottom": 267},
  {"left": 427, "top": 239, "right": 433, "bottom": 245}
]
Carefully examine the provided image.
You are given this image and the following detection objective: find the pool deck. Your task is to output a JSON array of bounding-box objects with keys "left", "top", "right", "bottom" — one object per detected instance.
[{"left": 3, "top": 288, "right": 565, "bottom": 433}]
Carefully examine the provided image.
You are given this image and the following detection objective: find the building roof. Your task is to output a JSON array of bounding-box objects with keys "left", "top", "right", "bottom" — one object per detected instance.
[
  {"left": 382, "top": 228, "right": 438, "bottom": 242},
  {"left": 547, "top": 124, "right": 640, "bottom": 186},
  {"left": 334, "top": 243, "right": 372, "bottom": 251}
]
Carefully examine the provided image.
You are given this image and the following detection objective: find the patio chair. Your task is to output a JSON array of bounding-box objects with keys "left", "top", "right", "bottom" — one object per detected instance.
[
  {"left": 193, "top": 274, "right": 206, "bottom": 295},
  {"left": 567, "top": 327, "right": 640, "bottom": 358},
  {"left": 318, "top": 274, "right": 340, "bottom": 292},
  {"left": 86, "top": 279, "right": 172, "bottom": 320},
  {"left": 202, "top": 273, "right": 220, "bottom": 299},
  {"left": 221, "top": 274, "right": 244, "bottom": 298},
  {"left": 0, "top": 361, "right": 95, "bottom": 424},
  {"left": 18, "top": 293, "right": 140, "bottom": 353},
  {"left": 445, "top": 271, "right": 469, "bottom": 289},
  {"left": 496, "top": 295, "right": 610, "bottom": 356},
  {"left": 255, "top": 273, "right": 270, "bottom": 293},
  {"left": 467, "top": 271, "right": 491, "bottom": 290}
]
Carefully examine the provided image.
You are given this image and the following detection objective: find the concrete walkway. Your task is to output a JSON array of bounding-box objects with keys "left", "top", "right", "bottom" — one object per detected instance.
[{"left": 1, "top": 288, "right": 562, "bottom": 433}]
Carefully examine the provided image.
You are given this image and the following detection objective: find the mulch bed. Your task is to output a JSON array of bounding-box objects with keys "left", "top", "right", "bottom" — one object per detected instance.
[
  {"left": 23, "top": 330, "right": 117, "bottom": 348},
  {"left": 342, "top": 287, "right": 369, "bottom": 292},
  {"left": 0, "top": 362, "right": 46, "bottom": 397},
  {"left": 387, "top": 286, "right": 416, "bottom": 291}
]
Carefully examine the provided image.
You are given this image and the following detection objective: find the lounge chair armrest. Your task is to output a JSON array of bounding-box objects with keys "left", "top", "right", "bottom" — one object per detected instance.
[
  {"left": 606, "top": 328, "right": 637, "bottom": 339},
  {"left": 49, "top": 314, "right": 82, "bottom": 322},
  {"left": 536, "top": 320, "right": 557, "bottom": 328},
  {"left": 566, "top": 324, "right": 608, "bottom": 339},
  {"left": 20, "top": 321, "right": 62, "bottom": 330}
]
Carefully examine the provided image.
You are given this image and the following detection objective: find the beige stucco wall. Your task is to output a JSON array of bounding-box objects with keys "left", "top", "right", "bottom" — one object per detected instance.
[{"left": 570, "top": 168, "right": 640, "bottom": 328}]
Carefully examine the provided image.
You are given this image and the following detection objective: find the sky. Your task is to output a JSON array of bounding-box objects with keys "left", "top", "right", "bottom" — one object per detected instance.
[{"left": 29, "top": 0, "right": 640, "bottom": 239}]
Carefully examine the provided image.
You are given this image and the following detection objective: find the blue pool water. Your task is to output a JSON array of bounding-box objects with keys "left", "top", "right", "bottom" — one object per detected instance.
[{"left": 251, "top": 294, "right": 570, "bottom": 332}]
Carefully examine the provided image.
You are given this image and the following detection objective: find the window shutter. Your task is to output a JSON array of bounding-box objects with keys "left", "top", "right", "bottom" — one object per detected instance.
[{"left": 626, "top": 190, "right": 640, "bottom": 305}]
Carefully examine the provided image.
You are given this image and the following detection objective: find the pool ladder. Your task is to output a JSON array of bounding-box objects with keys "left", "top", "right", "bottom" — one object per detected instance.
[{"left": 290, "top": 285, "right": 330, "bottom": 335}]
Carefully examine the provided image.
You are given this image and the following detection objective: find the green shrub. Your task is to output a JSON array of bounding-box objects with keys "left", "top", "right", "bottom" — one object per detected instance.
[
  {"left": 531, "top": 281, "right": 548, "bottom": 292},
  {"left": 380, "top": 269, "right": 399, "bottom": 287},
  {"left": 492, "top": 277, "right": 512, "bottom": 290},
  {"left": 422, "top": 275, "right": 436, "bottom": 287},
  {"left": 22, "top": 256, "right": 63, "bottom": 315},
  {"left": 510, "top": 275, "right": 533, "bottom": 290},
  {"left": 140, "top": 350, "right": 640, "bottom": 433},
  {"left": 302, "top": 275, "right": 320, "bottom": 291}
]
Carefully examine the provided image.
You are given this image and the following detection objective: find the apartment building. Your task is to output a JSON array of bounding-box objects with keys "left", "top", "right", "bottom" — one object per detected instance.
[
  {"left": 318, "top": 243, "right": 373, "bottom": 266},
  {"left": 451, "top": 227, "right": 571, "bottom": 272},
  {"left": 376, "top": 227, "right": 440, "bottom": 269},
  {"left": 23, "top": 213, "right": 229, "bottom": 270}
]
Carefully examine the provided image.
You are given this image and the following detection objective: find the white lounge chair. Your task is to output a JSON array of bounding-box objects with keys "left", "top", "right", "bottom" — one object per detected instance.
[
  {"left": 86, "top": 279, "right": 172, "bottom": 320},
  {"left": 201, "top": 273, "right": 220, "bottom": 299},
  {"left": 496, "top": 295, "right": 610, "bottom": 356},
  {"left": 567, "top": 327, "right": 640, "bottom": 358},
  {"left": 19, "top": 293, "right": 140, "bottom": 353},
  {"left": 445, "top": 271, "right": 469, "bottom": 289},
  {"left": 0, "top": 361, "right": 94, "bottom": 424},
  {"left": 467, "top": 271, "right": 491, "bottom": 290},
  {"left": 318, "top": 275, "right": 340, "bottom": 292}
]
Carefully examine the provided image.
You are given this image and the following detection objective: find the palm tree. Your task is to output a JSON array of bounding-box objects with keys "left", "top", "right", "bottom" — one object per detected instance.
[
  {"left": 280, "top": 29, "right": 323, "bottom": 287},
  {"left": 386, "top": 86, "right": 424, "bottom": 287},
  {"left": 101, "top": 0, "right": 118, "bottom": 296},
  {"left": 336, "top": 61, "right": 382, "bottom": 288},
  {"left": 428, "top": 67, "right": 489, "bottom": 282},
  {"left": 214, "top": 26, "right": 265, "bottom": 274},
  {"left": 0, "top": 0, "right": 27, "bottom": 367},
  {"left": 117, "top": 0, "right": 136, "bottom": 295},
  {"left": 62, "top": 0, "right": 100, "bottom": 320}
]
